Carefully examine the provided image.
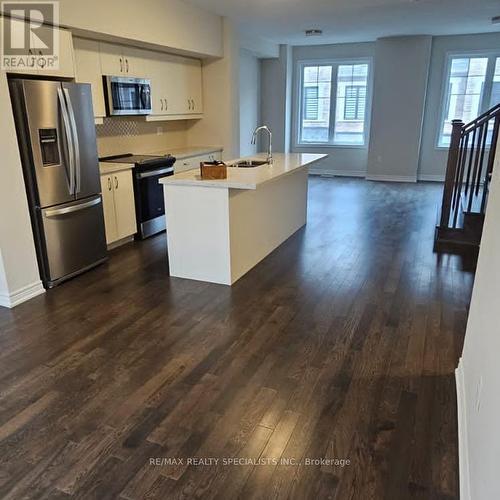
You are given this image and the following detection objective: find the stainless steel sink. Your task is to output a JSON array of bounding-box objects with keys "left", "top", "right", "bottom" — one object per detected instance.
[{"left": 230, "top": 160, "right": 269, "bottom": 168}]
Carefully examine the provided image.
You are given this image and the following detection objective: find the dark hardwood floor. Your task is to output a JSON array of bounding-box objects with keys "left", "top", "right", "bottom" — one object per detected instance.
[{"left": 0, "top": 177, "right": 475, "bottom": 499}]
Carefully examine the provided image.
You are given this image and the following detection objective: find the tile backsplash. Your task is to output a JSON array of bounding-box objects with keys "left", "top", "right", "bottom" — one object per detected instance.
[{"left": 96, "top": 117, "right": 188, "bottom": 157}]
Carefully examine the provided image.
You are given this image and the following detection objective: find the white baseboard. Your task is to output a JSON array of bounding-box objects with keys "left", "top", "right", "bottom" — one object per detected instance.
[
  {"left": 0, "top": 280, "right": 45, "bottom": 309},
  {"left": 456, "top": 360, "right": 471, "bottom": 500},
  {"left": 418, "top": 174, "right": 445, "bottom": 182},
  {"left": 309, "top": 169, "right": 366, "bottom": 178},
  {"left": 365, "top": 174, "right": 417, "bottom": 183}
]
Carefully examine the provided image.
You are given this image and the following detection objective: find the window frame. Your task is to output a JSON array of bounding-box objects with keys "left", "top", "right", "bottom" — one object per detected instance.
[
  {"left": 436, "top": 50, "right": 500, "bottom": 149},
  {"left": 295, "top": 57, "right": 373, "bottom": 149}
]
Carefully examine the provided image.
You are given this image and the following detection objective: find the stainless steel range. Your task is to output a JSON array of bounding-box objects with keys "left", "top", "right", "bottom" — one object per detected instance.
[{"left": 100, "top": 154, "right": 176, "bottom": 239}]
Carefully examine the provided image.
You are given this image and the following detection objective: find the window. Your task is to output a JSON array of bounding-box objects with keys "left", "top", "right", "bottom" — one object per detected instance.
[
  {"left": 298, "top": 61, "right": 371, "bottom": 146},
  {"left": 490, "top": 57, "right": 500, "bottom": 108},
  {"left": 438, "top": 54, "right": 500, "bottom": 147},
  {"left": 335, "top": 64, "right": 369, "bottom": 145},
  {"left": 300, "top": 65, "right": 332, "bottom": 143}
]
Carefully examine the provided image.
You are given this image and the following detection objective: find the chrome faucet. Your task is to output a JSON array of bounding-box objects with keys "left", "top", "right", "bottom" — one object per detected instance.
[{"left": 251, "top": 125, "right": 273, "bottom": 164}]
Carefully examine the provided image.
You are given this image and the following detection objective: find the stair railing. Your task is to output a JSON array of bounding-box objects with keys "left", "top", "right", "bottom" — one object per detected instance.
[{"left": 439, "top": 103, "right": 500, "bottom": 230}]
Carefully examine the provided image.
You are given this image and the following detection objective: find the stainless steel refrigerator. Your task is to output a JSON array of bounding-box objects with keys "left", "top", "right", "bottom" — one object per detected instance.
[{"left": 9, "top": 79, "right": 107, "bottom": 288}]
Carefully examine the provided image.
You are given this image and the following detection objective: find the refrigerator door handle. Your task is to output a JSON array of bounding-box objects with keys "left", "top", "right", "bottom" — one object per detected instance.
[
  {"left": 63, "top": 88, "right": 81, "bottom": 195},
  {"left": 44, "top": 196, "right": 102, "bottom": 217},
  {"left": 57, "top": 87, "right": 76, "bottom": 195}
]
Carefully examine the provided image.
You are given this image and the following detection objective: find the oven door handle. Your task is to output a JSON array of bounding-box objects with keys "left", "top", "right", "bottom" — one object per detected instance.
[{"left": 137, "top": 167, "right": 174, "bottom": 179}]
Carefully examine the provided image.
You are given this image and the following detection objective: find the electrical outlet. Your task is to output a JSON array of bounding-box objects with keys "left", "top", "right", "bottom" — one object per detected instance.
[
  {"left": 156, "top": 126, "right": 163, "bottom": 136},
  {"left": 475, "top": 375, "right": 483, "bottom": 413}
]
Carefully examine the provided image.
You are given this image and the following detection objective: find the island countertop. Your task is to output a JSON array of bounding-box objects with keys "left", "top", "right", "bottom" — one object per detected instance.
[{"left": 159, "top": 153, "right": 327, "bottom": 190}]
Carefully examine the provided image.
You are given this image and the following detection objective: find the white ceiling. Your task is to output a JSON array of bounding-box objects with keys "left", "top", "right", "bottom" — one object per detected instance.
[{"left": 183, "top": 0, "right": 500, "bottom": 46}]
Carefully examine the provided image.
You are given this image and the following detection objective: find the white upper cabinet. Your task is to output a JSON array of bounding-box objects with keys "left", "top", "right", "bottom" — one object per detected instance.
[
  {"left": 185, "top": 58, "right": 203, "bottom": 114},
  {"left": 147, "top": 52, "right": 203, "bottom": 119},
  {"left": 99, "top": 42, "right": 126, "bottom": 75},
  {"left": 73, "top": 38, "right": 106, "bottom": 120},
  {"left": 99, "top": 42, "right": 147, "bottom": 77},
  {"left": 39, "top": 28, "right": 75, "bottom": 78},
  {"left": 6, "top": 20, "right": 75, "bottom": 78}
]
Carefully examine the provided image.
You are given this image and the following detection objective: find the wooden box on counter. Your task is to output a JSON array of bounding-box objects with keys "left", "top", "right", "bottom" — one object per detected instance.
[{"left": 200, "top": 161, "right": 227, "bottom": 180}]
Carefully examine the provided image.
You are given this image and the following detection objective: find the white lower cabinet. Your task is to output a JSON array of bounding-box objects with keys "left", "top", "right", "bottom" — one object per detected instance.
[
  {"left": 100, "top": 169, "right": 137, "bottom": 245},
  {"left": 176, "top": 152, "right": 223, "bottom": 173}
]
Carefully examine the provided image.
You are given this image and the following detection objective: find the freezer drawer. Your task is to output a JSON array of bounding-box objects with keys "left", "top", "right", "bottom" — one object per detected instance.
[{"left": 40, "top": 195, "right": 107, "bottom": 286}]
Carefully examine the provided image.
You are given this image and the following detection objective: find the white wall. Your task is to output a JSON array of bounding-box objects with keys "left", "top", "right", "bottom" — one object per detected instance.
[
  {"left": 0, "top": 71, "right": 44, "bottom": 308},
  {"left": 457, "top": 136, "right": 500, "bottom": 500},
  {"left": 366, "top": 36, "right": 432, "bottom": 182},
  {"left": 239, "top": 33, "right": 279, "bottom": 59},
  {"left": 239, "top": 49, "right": 261, "bottom": 157},
  {"left": 187, "top": 18, "right": 240, "bottom": 161},
  {"left": 55, "top": 0, "right": 222, "bottom": 58},
  {"left": 290, "top": 42, "right": 376, "bottom": 176},
  {"left": 419, "top": 32, "right": 500, "bottom": 181}
]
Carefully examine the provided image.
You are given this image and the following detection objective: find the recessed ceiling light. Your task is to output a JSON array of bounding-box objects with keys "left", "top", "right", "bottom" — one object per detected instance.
[
  {"left": 305, "top": 29, "right": 323, "bottom": 37},
  {"left": 492, "top": 15, "right": 500, "bottom": 24}
]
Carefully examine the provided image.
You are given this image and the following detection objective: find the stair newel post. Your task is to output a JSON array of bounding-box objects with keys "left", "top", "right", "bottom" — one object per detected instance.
[{"left": 440, "top": 119, "right": 464, "bottom": 228}]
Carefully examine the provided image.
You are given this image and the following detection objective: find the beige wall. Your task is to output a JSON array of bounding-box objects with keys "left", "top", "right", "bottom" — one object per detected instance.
[
  {"left": 239, "top": 49, "right": 261, "bottom": 157},
  {"left": 458, "top": 136, "right": 500, "bottom": 500},
  {"left": 0, "top": 71, "right": 43, "bottom": 307},
  {"left": 96, "top": 118, "right": 189, "bottom": 158},
  {"left": 56, "top": 0, "right": 222, "bottom": 58},
  {"left": 187, "top": 19, "right": 240, "bottom": 161},
  {"left": 260, "top": 45, "right": 293, "bottom": 155}
]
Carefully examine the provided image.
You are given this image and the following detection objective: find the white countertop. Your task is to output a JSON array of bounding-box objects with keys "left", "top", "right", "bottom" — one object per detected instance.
[
  {"left": 159, "top": 153, "right": 327, "bottom": 190},
  {"left": 99, "top": 162, "right": 134, "bottom": 175},
  {"left": 99, "top": 145, "right": 222, "bottom": 175},
  {"left": 150, "top": 145, "right": 223, "bottom": 160}
]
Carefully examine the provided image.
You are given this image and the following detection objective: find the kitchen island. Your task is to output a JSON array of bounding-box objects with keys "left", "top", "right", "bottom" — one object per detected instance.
[{"left": 160, "top": 153, "right": 327, "bottom": 285}]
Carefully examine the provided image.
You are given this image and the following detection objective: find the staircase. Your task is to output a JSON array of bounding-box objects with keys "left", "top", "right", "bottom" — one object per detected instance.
[{"left": 435, "top": 103, "right": 500, "bottom": 252}]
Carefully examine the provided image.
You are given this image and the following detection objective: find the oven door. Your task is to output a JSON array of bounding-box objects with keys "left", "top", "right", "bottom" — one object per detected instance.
[
  {"left": 134, "top": 166, "right": 174, "bottom": 239},
  {"left": 105, "top": 76, "right": 152, "bottom": 116}
]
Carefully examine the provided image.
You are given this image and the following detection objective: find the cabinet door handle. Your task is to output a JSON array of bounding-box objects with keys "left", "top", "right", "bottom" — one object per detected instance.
[
  {"left": 114, "top": 176, "right": 119, "bottom": 189},
  {"left": 165, "top": 98, "right": 168, "bottom": 111},
  {"left": 108, "top": 177, "right": 112, "bottom": 191},
  {"left": 119, "top": 58, "right": 123, "bottom": 72},
  {"left": 188, "top": 99, "right": 191, "bottom": 110},
  {"left": 160, "top": 99, "right": 164, "bottom": 111},
  {"left": 126, "top": 59, "right": 129, "bottom": 73}
]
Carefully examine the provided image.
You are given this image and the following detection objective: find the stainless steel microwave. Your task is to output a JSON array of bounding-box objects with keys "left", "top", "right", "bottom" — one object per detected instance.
[{"left": 104, "top": 76, "right": 152, "bottom": 116}]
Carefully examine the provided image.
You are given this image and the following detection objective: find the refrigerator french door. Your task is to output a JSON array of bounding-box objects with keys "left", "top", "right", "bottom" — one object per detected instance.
[{"left": 9, "top": 79, "right": 107, "bottom": 288}]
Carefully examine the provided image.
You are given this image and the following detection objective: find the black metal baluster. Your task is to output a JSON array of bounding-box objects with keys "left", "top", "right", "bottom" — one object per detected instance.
[
  {"left": 452, "top": 133, "right": 469, "bottom": 228},
  {"left": 481, "top": 115, "right": 500, "bottom": 214},
  {"left": 475, "top": 121, "right": 489, "bottom": 198},
  {"left": 468, "top": 122, "right": 486, "bottom": 212}
]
